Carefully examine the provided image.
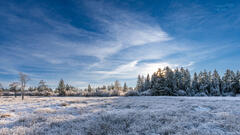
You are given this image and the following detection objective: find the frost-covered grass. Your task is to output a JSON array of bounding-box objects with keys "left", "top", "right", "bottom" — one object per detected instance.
[{"left": 1, "top": 96, "right": 240, "bottom": 135}]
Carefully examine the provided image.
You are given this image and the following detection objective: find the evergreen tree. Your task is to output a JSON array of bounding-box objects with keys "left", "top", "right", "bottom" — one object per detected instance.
[
  {"left": 207, "top": 71, "right": 212, "bottom": 95},
  {"left": 88, "top": 84, "right": 92, "bottom": 92},
  {"left": 198, "top": 70, "right": 210, "bottom": 95},
  {"left": 191, "top": 72, "right": 198, "bottom": 95},
  {"left": 222, "top": 69, "right": 235, "bottom": 96},
  {"left": 57, "top": 79, "right": 66, "bottom": 96},
  {"left": 136, "top": 67, "right": 239, "bottom": 97},
  {"left": 38, "top": 80, "right": 48, "bottom": 92},
  {"left": 174, "top": 68, "right": 182, "bottom": 91},
  {"left": 123, "top": 82, "right": 128, "bottom": 92},
  {"left": 232, "top": 71, "right": 239, "bottom": 95},
  {"left": 179, "top": 67, "right": 185, "bottom": 90},
  {"left": 236, "top": 71, "right": 240, "bottom": 93},
  {"left": 183, "top": 69, "right": 191, "bottom": 95},
  {"left": 210, "top": 69, "right": 221, "bottom": 96},
  {"left": 151, "top": 68, "right": 167, "bottom": 95},
  {"left": 163, "top": 66, "right": 175, "bottom": 95},
  {"left": 66, "top": 84, "right": 70, "bottom": 91},
  {"left": 136, "top": 75, "right": 144, "bottom": 91},
  {"left": 144, "top": 74, "right": 151, "bottom": 90}
]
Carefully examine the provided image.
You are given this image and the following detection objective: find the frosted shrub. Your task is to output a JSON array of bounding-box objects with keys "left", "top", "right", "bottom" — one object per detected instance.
[
  {"left": 177, "top": 90, "right": 187, "bottom": 96},
  {"left": 125, "top": 90, "right": 139, "bottom": 96},
  {"left": 140, "top": 89, "right": 152, "bottom": 96}
]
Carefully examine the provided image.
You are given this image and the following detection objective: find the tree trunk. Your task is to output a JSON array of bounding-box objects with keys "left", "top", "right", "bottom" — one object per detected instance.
[{"left": 21, "top": 87, "right": 24, "bottom": 100}]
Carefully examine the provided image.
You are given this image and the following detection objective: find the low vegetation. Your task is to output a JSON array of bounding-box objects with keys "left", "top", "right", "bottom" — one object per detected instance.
[{"left": 1, "top": 96, "right": 240, "bottom": 135}]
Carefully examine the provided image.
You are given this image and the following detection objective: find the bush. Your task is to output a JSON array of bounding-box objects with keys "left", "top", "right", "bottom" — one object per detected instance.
[
  {"left": 177, "top": 90, "right": 187, "bottom": 96},
  {"left": 110, "top": 90, "right": 120, "bottom": 96},
  {"left": 194, "top": 92, "right": 207, "bottom": 97},
  {"left": 139, "top": 89, "right": 152, "bottom": 96},
  {"left": 222, "top": 92, "right": 236, "bottom": 96},
  {"left": 125, "top": 90, "right": 139, "bottom": 96},
  {"left": 28, "top": 91, "right": 55, "bottom": 96},
  {"left": 65, "top": 91, "right": 82, "bottom": 96}
]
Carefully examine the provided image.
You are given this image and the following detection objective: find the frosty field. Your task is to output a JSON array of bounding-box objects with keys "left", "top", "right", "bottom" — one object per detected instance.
[{"left": 1, "top": 96, "right": 240, "bottom": 135}]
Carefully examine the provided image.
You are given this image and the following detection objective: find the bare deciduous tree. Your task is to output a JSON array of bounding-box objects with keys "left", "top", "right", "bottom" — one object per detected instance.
[{"left": 19, "top": 72, "right": 30, "bottom": 100}]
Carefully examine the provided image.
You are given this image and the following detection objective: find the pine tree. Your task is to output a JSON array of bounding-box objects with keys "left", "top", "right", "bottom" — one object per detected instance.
[
  {"left": 144, "top": 74, "right": 151, "bottom": 90},
  {"left": 191, "top": 72, "right": 198, "bottom": 95},
  {"left": 236, "top": 71, "right": 240, "bottom": 93},
  {"left": 183, "top": 69, "right": 191, "bottom": 95},
  {"left": 197, "top": 71, "right": 204, "bottom": 94},
  {"left": 163, "top": 66, "right": 175, "bottom": 95},
  {"left": 210, "top": 69, "right": 221, "bottom": 96},
  {"left": 38, "top": 80, "right": 48, "bottom": 92},
  {"left": 207, "top": 71, "right": 212, "bottom": 95},
  {"left": 151, "top": 68, "right": 167, "bottom": 95},
  {"left": 232, "top": 71, "right": 239, "bottom": 95},
  {"left": 136, "top": 67, "right": 239, "bottom": 97},
  {"left": 198, "top": 70, "right": 210, "bottom": 96},
  {"left": 88, "top": 84, "right": 92, "bottom": 92},
  {"left": 57, "top": 79, "right": 66, "bottom": 96},
  {"left": 66, "top": 84, "right": 70, "bottom": 91},
  {"left": 222, "top": 69, "right": 235, "bottom": 96},
  {"left": 174, "top": 68, "right": 182, "bottom": 91},
  {"left": 179, "top": 67, "right": 185, "bottom": 90},
  {"left": 136, "top": 75, "right": 144, "bottom": 92},
  {"left": 123, "top": 82, "right": 128, "bottom": 92}
]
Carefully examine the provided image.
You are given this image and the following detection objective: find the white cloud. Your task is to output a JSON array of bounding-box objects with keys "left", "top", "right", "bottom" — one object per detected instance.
[
  {"left": 73, "top": 0, "right": 172, "bottom": 60},
  {"left": 0, "top": 0, "right": 199, "bottom": 88},
  {"left": 95, "top": 61, "right": 179, "bottom": 79},
  {"left": 111, "top": 21, "right": 171, "bottom": 47}
]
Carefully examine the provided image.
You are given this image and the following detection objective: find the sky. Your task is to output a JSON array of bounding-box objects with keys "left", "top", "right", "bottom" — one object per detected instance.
[{"left": 0, "top": 0, "right": 240, "bottom": 88}]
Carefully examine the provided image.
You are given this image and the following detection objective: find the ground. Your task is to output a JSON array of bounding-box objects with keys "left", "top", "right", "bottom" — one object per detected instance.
[{"left": 0, "top": 96, "right": 240, "bottom": 135}]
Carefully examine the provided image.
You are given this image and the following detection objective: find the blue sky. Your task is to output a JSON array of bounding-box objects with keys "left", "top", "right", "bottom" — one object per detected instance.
[{"left": 0, "top": 0, "right": 240, "bottom": 88}]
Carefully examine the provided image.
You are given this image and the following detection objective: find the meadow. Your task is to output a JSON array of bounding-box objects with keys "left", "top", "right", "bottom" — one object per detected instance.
[{"left": 1, "top": 96, "right": 240, "bottom": 135}]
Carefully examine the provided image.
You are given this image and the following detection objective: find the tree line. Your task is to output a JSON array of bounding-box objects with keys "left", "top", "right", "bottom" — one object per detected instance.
[
  {"left": 1, "top": 67, "right": 239, "bottom": 98},
  {"left": 0, "top": 74, "right": 133, "bottom": 98},
  {"left": 136, "top": 67, "right": 240, "bottom": 96}
]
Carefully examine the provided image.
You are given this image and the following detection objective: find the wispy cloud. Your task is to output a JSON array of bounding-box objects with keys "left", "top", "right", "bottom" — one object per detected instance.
[
  {"left": 0, "top": 0, "right": 191, "bottom": 88},
  {"left": 94, "top": 60, "right": 194, "bottom": 80},
  {"left": 1, "top": 0, "right": 238, "bottom": 88}
]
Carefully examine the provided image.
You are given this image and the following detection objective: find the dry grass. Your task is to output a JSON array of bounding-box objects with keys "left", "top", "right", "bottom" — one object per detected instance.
[
  {"left": 1, "top": 96, "right": 240, "bottom": 135},
  {"left": 34, "top": 108, "right": 56, "bottom": 114}
]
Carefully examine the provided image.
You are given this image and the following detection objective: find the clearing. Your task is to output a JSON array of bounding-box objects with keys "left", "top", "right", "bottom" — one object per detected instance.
[{"left": 0, "top": 96, "right": 240, "bottom": 135}]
